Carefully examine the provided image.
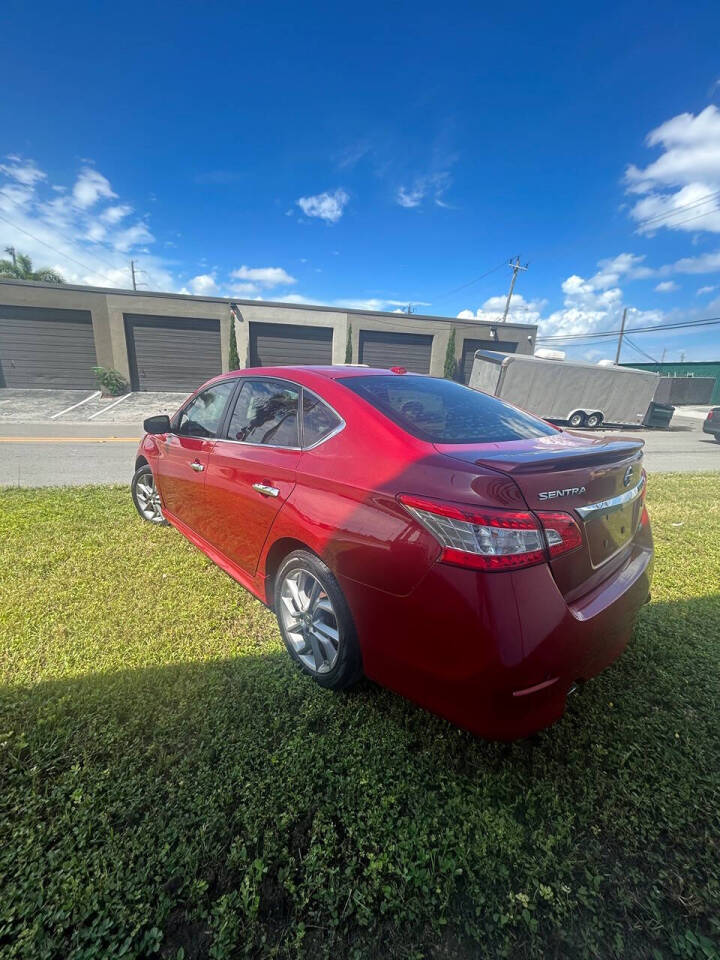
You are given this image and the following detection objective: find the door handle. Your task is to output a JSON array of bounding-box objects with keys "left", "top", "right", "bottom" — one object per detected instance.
[
  {"left": 190, "top": 461, "right": 205, "bottom": 472},
  {"left": 252, "top": 481, "right": 279, "bottom": 498}
]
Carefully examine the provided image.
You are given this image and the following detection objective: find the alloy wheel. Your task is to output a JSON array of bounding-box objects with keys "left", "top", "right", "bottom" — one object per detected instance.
[
  {"left": 135, "top": 472, "right": 165, "bottom": 523},
  {"left": 279, "top": 568, "right": 340, "bottom": 674}
]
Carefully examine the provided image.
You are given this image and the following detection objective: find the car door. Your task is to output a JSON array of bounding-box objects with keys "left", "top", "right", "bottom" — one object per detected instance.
[
  {"left": 201, "top": 377, "right": 302, "bottom": 574},
  {"left": 154, "top": 380, "right": 236, "bottom": 532}
]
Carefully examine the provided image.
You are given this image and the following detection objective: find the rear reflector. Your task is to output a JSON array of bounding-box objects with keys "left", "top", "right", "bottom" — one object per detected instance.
[{"left": 398, "top": 494, "right": 582, "bottom": 571}]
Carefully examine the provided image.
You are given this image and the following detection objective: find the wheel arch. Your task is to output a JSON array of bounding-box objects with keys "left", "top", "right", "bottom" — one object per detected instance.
[
  {"left": 263, "top": 537, "right": 321, "bottom": 606},
  {"left": 135, "top": 454, "right": 149, "bottom": 471}
]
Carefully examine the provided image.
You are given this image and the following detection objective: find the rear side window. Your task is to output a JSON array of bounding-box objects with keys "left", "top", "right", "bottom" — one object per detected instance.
[
  {"left": 339, "top": 374, "right": 556, "bottom": 444},
  {"left": 227, "top": 379, "right": 299, "bottom": 446},
  {"left": 302, "top": 391, "right": 342, "bottom": 447}
]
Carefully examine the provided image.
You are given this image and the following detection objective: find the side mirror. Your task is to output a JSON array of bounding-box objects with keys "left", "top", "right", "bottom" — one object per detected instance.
[{"left": 143, "top": 414, "right": 171, "bottom": 434}]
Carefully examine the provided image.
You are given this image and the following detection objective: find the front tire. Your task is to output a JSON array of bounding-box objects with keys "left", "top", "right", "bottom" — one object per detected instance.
[
  {"left": 568, "top": 411, "right": 586, "bottom": 428},
  {"left": 274, "top": 550, "right": 362, "bottom": 690},
  {"left": 131, "top": 464, "right": 168, "bottom": 524}
]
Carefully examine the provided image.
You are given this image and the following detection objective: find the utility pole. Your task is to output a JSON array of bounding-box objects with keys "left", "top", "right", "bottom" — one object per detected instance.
[
  {"left": 680, "top": 351, "right": 686, "bottom": 363},
  {"left": 130, "top": 260, "right": 137, "bottom": 291},
  {"left": 502, "top": 256, "right": 528, "bottom": 322},
  {"left": 614, "top": 307, "right": 628, "bottom": 364},
  {"left": 660, "top": 348, "right": 667, "bottom": 364}
]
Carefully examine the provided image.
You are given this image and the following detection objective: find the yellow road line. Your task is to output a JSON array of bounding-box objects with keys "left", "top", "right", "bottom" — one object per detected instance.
[{"left": 0, "top": 437, "right": 140, "bottom": 444}]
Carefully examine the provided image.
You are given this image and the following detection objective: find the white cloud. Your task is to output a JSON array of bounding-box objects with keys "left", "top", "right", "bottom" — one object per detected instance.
[
  {"left": 334, "top": 298, "right": 430, "bottom": 312},
  {"left": 658, "top": 249, "right": 720, "bottom": 275},
  {"left": 230, "top": 265, "right": 296, "bottom": 288},
  {"left": 457, "top": 293, "right": 547, "bottom": 325},
  {"left": 395, "top": 172, "right": 451, "bottom": 209},
  {"left": 625, "top": 105, "right": 720, "bottom": 233},
  {"left": 187, "top": 274, "right": 218, "bottom": 296},
  {"left": 101, "top": 204, "right": 133, "bottom": 224},
  {"left": 72, "top": 167, "right": 117, "bottom": 208},
  {"left": 297, "top": 188, "right": 349, "bottom": 223},
  {"left": 459, "top": 253, "right": 664, "bottom": 342},
  {"left": 0, "top": 156, "right": 46, "bottom": 186},
  {"left": 697, "top": 284, "right": 717, "bottom": 295},
  {"left": 273, "top": 293, "right": 322, "bottom": 305},
  {"left": 0, "top": 157, "right": 174, "bottom": 291},
  {"left": 591, "top": 252, "right": 654, "bottom": 287},
  {"left": 112, "top": 222, "right": 154, "bottom": 252},
  {"left": 229, "top": 282, "right": 260, "bottom": 297},
  {"left": 654, "top": 280, "right": 678, "bottom": 292}
]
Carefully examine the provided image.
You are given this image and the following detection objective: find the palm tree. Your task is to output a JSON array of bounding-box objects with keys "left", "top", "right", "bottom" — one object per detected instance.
[{"left": 0, "top": 247, "right": 65, "bottom": 284}]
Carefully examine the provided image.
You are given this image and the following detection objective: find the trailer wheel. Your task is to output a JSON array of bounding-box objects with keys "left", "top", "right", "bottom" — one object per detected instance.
[
  {"left": 568, "top": 411, "right": 586, "bottom": 428},
  {"left": 585, "top": 412, "right": 603, "bottom": 428}
]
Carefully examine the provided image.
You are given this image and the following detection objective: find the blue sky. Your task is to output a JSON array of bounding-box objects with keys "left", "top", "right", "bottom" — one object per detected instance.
[{"left": 2, "top": 0, "right": 720, "bottom": 362}]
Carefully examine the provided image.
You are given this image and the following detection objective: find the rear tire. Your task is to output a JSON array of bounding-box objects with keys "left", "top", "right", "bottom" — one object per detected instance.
[
  {"left": 131, "top": 464, "right": 168, "bottom": 525},
  {"left": 274, "top": 550, "right": 362, "bottom": 690},
  {"left": 568, "top": 411, "right": 586, "bottom": 428},
  {"left": 585, "top": 412, "right": 603, "bottom": 428}
]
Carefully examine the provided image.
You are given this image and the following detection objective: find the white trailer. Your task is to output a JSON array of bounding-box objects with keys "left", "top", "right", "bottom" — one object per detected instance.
[{"left": 469, "top": 350, "right": 661, "bottom": 428}]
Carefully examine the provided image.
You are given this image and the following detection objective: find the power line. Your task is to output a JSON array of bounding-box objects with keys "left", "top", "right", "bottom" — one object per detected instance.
[
  {"left": 537, "top": 315, "right": 720, "bottom": 342},
  {"left": 633, "top": 189, "right": 720, "bottom": 229},
  {"left": 624, "top": 336, "right": 660, "bottom": 364},
  {"left": 646, "top": 207, "right": 720, "bottom": 231},
  {"left": 429, "top": 261, "right": 507, "bottom": 303},
  {"left": 0, "top": 211, "right": 123, "bottom": 286}
]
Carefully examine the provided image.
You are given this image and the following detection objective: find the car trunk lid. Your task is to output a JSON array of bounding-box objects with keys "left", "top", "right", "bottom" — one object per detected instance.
[{"left": 434, "top": 431, "right": 645, "bottom": 597}]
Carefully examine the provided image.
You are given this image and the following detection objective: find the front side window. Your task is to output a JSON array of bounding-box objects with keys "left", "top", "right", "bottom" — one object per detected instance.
[
  {"left": 302, "top": 391, "right": 342, "bottom": 447},
  {"left": 176, "top": 381, "right": 235, "bottom": 438},
  {"left": 227, "top": 379, "right": 299, "bottom": 446},
  {"left": 339, "top": 374, "right": 556, "bottom": 444}
]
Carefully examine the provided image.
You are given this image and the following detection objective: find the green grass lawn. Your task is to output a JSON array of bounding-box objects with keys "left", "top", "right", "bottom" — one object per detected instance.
[{"left": 1, "top": 476, "right": 719, "bottom": 960}]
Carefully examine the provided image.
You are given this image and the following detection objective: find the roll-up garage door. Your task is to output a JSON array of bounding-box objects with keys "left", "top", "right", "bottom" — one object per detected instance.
[
  {"left": 0, "top": 304, "right": 97, "bottom": 389},
  {"left": 249, "top": 322, "right": 333, "bottom": 367},
  {"left": 461, "top": 338, "right": 517, "bottom": 384},
  {"left": 358, "top": 330, "right": 433, "bottom": 373},
  {"left": 125, "top": 315, "right": 222, "bottom": 392}
]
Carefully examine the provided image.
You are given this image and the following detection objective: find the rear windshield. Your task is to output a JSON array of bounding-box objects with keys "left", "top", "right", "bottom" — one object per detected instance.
[{"left": 339, "top": 374, "right": 556, "bottom": 444}]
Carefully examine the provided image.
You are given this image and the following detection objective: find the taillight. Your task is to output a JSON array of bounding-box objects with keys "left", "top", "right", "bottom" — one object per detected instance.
[
  {"left": 398, "top": 495, "right": 582, "bottom": 571},
  {"left": 708, "top": 410, "right": 714, "bottom": 421},
  {"left": 536, "top": 511, "right": 583, "bottom": 558}
]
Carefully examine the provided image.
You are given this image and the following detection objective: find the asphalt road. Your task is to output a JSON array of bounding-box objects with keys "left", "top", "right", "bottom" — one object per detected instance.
[
  {"left": 0, "top": 423, "right": 141, "bottom": 487},
  {"left": 0, "top": 412, "right": 717, "bottom": 487}
]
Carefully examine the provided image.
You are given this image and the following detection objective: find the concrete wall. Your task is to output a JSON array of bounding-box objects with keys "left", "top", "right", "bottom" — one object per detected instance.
[{"left": 0, "top": 279, "right": 537, "bottom": 385}]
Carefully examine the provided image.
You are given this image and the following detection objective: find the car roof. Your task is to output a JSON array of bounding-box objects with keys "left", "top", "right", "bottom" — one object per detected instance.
[{"left": 219, "top": 365, "right": 418, "bottom": 381}]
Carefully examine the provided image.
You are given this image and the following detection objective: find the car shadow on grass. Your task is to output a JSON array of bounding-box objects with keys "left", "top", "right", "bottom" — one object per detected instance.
[{"left": 1, "top": 596, "right": 719, "bottom": 960}]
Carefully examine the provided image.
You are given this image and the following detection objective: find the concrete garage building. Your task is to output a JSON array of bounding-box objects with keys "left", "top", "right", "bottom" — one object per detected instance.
[{"left": 0, "top": 278, "right": 537, "bottom": 391}]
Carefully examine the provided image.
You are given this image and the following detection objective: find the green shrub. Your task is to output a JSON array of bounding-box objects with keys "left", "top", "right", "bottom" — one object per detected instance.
[
  {"left": 229, "top": 314, "right": 240, "bottom": 370},
  {"left": 92, "top": 366, "right": 129, "bottom": 396},
  {"left": 444, "top": 328, "right": 458, "bottom": 379}
]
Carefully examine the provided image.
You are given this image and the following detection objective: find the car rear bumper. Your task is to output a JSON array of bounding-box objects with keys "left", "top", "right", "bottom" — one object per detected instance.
[
  {"left": 341, "top": 524, "right": 653, "bottom": 740},
  {"left": 702, "top": 421, "right": 719, "bottom": 435}
]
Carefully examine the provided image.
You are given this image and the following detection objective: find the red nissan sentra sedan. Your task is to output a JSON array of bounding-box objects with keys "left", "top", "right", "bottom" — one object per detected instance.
[{"left": 132, "top": 366, "right": 653, "bottom": 740}]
